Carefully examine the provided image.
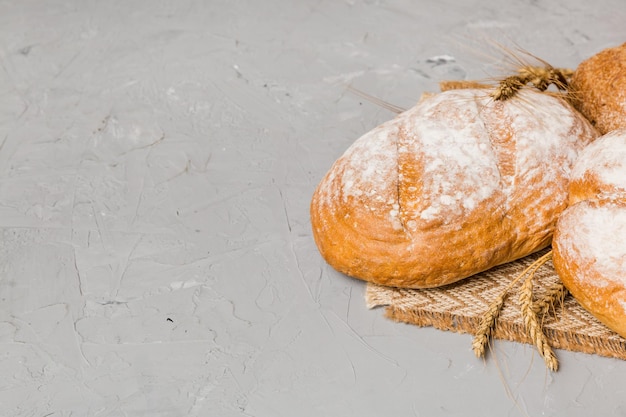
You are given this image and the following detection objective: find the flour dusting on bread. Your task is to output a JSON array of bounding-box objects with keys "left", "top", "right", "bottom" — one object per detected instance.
[
  {"left": 552, "top": 128, "right": 626, "bottom": 338},
  {"left": 311, "top": 88, "right": 597, "bottom": 288},
  {"left": 557, "top": 201, "right": 626, "bottom": 288},
  {"left": 571, "top": 129, "right": 626, "bottom": 196},
  {"left": 399, "top": 90, "right": 500, "bottom": 228}
]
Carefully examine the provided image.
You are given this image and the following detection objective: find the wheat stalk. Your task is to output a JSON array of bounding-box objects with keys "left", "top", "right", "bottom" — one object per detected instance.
[
  {"left": 491, "top": 66, "right": 574, "bottom": 101},
  {"left": 518, "top": 256, "right": 559, "bottom": 371},
  {"left": 472, "top": 292, "right": 507, "bottom": 357},
  {"left": 472, "top": 251, "right": 553, "bottom": 359},
  {"left": 533, "top": 281, "right": 569, "bottom": 319}
]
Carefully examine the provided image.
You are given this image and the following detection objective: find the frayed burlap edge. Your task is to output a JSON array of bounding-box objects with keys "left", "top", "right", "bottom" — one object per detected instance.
[{"left": 365, "top": 250, "right": 626, "bottom": 361}]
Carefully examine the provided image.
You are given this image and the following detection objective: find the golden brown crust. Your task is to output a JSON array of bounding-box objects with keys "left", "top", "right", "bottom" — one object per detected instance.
[
  {"left": 553, "top": 129, "right": 626, "bottom": 338},
  {"left": 570, "top": 43, "right": 626, "bottom": 135},
  {"left": 568, "top": 128, "right": 626, "bottom": 205},
  {"left": 553, "top": 199, "right": 626, "bottom": 338},
  {"left": 311, "top": 89, "right": 597, "bottom": 288}
]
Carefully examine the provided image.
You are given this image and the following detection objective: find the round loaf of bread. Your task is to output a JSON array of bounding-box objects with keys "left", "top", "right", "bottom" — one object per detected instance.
[
  {"left": 568, "top": 128, "right": 626, "bottom": 205},
  {"left": 570, "top": 42, "right": 626, "bottom": 135},
  {"left": 553, "top": 129, "right": 626, "bottom": 338},
  {"left": 311, "top": 89, "right": 597, "bottom": 288},
  {"left": 553, "top": 199, "right": 626, "bottom": 338}
]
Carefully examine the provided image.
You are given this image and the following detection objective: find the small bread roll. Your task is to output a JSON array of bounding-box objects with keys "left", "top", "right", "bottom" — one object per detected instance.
[
  {"left": 570, "top": 42, "right": 626, "bottom": 135},
  {"left": 553, "top": 129, "right": 626, "bottom": 338},
  {"left": 311, "top": 89, "right": 596, "bottom": 288}
]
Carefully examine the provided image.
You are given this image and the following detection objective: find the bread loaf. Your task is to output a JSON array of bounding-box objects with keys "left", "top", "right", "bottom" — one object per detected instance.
[
  {"left": 570, "top": 43, "right": 626, "bottom": 135},
  {"left": 553, "top": 129, "right": 626, "bottom": 338},
  {"left": 311, "top": 89, "right": 597, "bottom": 288},
  {"left": 568, "top": 128, "right": 626, "bottom": 205}
]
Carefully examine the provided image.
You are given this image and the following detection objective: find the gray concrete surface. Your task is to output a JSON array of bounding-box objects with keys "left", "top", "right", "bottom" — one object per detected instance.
[{"left": 1, "top": 0, "right": 626, "bottom": 416}]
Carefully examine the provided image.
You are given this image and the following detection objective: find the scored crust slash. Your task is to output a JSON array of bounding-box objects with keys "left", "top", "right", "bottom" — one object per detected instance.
[{"left": 310, "top": 42, "right": 626, "bottom": 371}]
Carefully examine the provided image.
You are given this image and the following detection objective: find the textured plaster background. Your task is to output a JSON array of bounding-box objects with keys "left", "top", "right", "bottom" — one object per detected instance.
[{"left": 1, "top": 0, "right": 626, "bottom": 416}]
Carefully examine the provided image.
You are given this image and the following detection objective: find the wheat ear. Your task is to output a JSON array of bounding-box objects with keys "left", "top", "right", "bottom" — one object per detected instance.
[
  {"left": 532, "top": 281, "right": 569, "bottom": 319},
  {"left": 518, "top": 253, "right": 559, "bottom": 371},
  {"left": 472, "top": 251, "right": 553, "bottom": 358},
  {"left": 473, "top": 292, "right": 507, "bottom": 358}
]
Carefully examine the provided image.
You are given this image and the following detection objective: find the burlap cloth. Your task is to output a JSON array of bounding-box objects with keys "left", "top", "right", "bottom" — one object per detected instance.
[{"left": 365, "top": 249, "right": 626, "bottom": 360}]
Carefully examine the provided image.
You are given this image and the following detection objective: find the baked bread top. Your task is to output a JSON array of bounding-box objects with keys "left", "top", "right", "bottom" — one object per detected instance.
[
  {"left": 311, "top": 88, "right": 596, "bottom": 288},
  {"left": 569, "top": 128, "right": 626, "bottom": 205},
  {"left": 570, "top": 42, "right": 626, "bottom": 135}
]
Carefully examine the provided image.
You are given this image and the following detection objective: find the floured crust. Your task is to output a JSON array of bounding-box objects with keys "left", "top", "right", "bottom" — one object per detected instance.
[
  {"left": 569, "top": 128, "right": 626, "bottom": 205},
  {"left": 553, "top": 199, "right": 626, "bottom": 338},
  {"left": 311, "top": 89, "right": 597, "bottom": 288},
  {"left": 553, "top": 129, "right": 626, "bottom": 338},
  {"left": 570, "top": 42, "right": 626, "bottom": 135}
]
